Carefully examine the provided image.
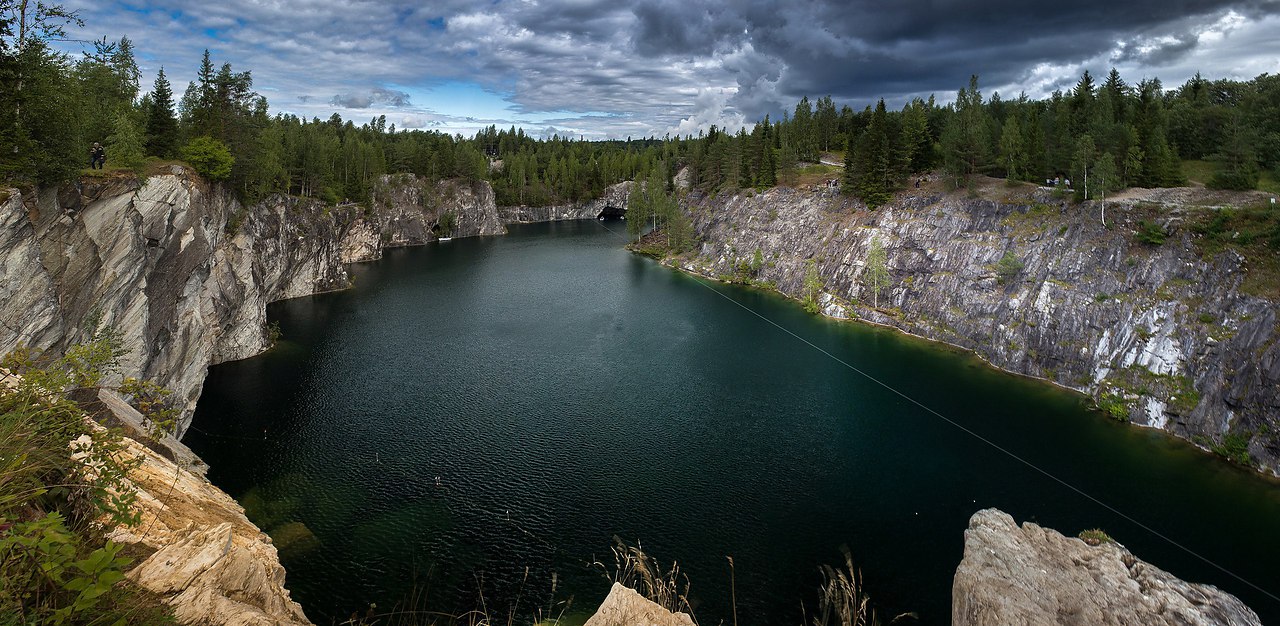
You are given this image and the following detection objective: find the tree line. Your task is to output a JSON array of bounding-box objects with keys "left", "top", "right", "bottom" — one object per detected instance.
[{"left": 4, "top": 3, "right": 1278, "bottom": 211}]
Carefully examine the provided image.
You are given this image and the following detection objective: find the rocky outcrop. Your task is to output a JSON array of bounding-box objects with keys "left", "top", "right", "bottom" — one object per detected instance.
[
  {"left": 499, "top": 181, "right": 633, "bottom": 223},
  {"left": 363, "top": 175, "right": 505, "bottom": 254},
  {"left": 677, "top": 185, "right": 1280, "bottom": 474},
  {"left": 0, "top": 169, "right": 505, "bottom": 434},
  {"left": 81, "top": 389, "right": 311, "bottom": 625},
  {"left": 953, "top": 508, "right": 1260, "bottom": 626},
  {"left": 583, "top": 583, "right": 696, "bottom": 626}
]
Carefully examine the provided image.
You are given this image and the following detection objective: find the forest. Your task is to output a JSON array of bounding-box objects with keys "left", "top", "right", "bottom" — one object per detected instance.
[{"left": 2, "top": 3, "right": 1279, "bottom": 213}]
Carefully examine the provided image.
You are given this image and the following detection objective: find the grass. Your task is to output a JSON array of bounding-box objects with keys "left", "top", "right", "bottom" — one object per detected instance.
[
  {"left": 594, "top": 538, "right": 693, "bottom": 618},
  {"left": 804, "top": 547, "right": 913, "bottom": 626},
  {"left": 1181, "top": 159, "right": 1217, "bottom": 186},
  {"left": 1077, "top": 529, "right": 1114, "bottom": 546},
  {"left": 1260, "top": 170, "right": 1280, "bottom": 195},
  {"left": 1182, "top": 159, "right": 1280, "bottom": 194},
  {"left": 787, "top": 163, "right": 843, "bottom": 188}
]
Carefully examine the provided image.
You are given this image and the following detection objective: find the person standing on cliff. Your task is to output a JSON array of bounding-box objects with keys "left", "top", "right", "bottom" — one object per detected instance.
[{"left": 89, "top": 143, "right": 106, "bottom": 169}]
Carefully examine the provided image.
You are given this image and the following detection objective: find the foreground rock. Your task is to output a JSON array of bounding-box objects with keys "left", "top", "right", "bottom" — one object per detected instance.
[
  {"left": 583, "top": 582, "right": 695, "bottom": 626},
  {"left": 953, "top": 509, "right": 1260, "bottom": 626},
  {"left": 75, "top": 389, "right": 311, "bottom": 625}
]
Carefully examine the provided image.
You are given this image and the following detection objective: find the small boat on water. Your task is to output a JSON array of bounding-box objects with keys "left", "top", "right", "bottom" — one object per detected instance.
[{"left": 438, "top": 237, "right": 453, "bottom": 242}]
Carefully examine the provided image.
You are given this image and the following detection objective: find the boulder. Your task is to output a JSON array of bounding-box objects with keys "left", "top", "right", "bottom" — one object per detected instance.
[{"left": 952, "top": 508, "right": 1260, "bottom": 626}]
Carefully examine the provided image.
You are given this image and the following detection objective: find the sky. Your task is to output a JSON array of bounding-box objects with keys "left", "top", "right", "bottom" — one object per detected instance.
[{"left": 57, "top": 0, "right": 1280, "bottom": 139}]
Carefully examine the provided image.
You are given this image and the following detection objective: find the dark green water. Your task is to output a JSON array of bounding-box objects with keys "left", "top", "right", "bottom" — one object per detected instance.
[{"left": 187, "top": 220, "right": 1280, "bottom": 625}]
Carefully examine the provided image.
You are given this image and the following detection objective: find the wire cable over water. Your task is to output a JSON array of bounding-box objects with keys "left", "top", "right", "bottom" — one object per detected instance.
[{"left": 590, "top": 218, "right": 1280, "bottom": 606}]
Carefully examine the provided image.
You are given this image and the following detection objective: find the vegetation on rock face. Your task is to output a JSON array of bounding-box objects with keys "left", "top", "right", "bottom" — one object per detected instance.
[
  {"left": 0, "top": 329, "right": 177, "bottom": 624},
  {"left": 802, "top": 259, "right": 825, "bottom": 314},
  {"left": 1077, "top": 528, "right": 1114, "bottom": 546},
  {"left": 995, "top": 252, "right": 1024, "bottom": 285}
]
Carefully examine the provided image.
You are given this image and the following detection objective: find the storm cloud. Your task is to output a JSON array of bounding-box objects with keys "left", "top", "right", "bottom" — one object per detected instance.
[
  {"left": 58, "top": 0, "right": 1280, "bottom": 138},
  {"left": 329, "top": 88, "right": 412, "bottom": 109}
]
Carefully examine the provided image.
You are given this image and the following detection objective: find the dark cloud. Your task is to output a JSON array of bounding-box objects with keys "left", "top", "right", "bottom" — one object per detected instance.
[
  {"left": 58, "top": 0, "right": 1280, "bottom": 138},
  {"left": 329, "top": 88, "right": 412, "bottom": 109}
]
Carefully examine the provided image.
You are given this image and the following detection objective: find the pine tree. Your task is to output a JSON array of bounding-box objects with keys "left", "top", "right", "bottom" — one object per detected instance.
[
  {"left": 899, "top": 98, "right": 933, "bottom": 174},
  {"left": 106, "top": 111, "right": 145, "bottom": 169},
  {"left": 1209, "top": 112, "right": 1260, "bottom": 190},
  {"left": 941, "top": 75, "right": 990, "bottom": 188},
  {"left": 145, "top": 67, "right": 178, "bottom": 157},
  {"left": 851, "top": 99, "right": 898, "bottom": 208}
]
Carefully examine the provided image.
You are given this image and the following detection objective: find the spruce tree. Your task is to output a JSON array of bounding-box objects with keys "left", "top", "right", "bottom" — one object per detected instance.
[
  {"left": 941, "top": 75, "right": 990, "bottom": 188},
  {"left": 106, "top": 111, "right": 145, "bottom": 169},
  {"left": 145, "top": 68, "right": 178, "bottom": 158}
]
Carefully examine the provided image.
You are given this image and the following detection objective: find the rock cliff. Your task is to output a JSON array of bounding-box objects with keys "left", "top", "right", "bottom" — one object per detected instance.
[
  {"left": 499, "top": 181, "right": 633, "bottom": 222},
  {"left": 0, "top": 170, "right": 505, "bottom": 435},
  {"left": 674, "top": 184, "right": 1280, "bottom": 474},
  {"left": 82, "top": 388, "right": 312, "bottom": 625},
  {"left": 953, "top": 508, "right": 1260, "bottom": 626}
]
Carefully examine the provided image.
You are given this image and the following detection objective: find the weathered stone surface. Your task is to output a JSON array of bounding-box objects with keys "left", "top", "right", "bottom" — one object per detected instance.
[
  {"left": 583, "top": 582, "right": 696, "bottom": 626},
  {"left": 108, "top": 434, "right": 312, "bottom": 625},
  {"left": 0, "top": 171, "right": 506, "bottom": 435},
  {"left": 500, "top": 180, "right": 632, "bottom": 223},
  {"left": 953, "top": 509, "right": 1260, "bottom": 626},
  {"left": 679, "top": 185, "right": 1280, "bottom": 474},
  {"left": 364, "top": 175, "right": 505, "bottom": 255},
  {"left": 50, "top": 387, "right": 311, "bottom": 626}
]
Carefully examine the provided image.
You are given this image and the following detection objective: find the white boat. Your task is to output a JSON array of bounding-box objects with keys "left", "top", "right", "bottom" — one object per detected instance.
[{"left": 438, "top": 237, "right": 452, "bottom": 242}]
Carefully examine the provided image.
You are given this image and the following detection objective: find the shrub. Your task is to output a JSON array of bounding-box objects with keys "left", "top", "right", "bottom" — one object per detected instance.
[
  {"left": 1097, "top": 392, "right": 1128, "bottom": 421},
  {"left": 1078, "top": 529, "right": 1113, "bottom": 546},
  {"left": 180, "top": 136, "right": 234, "bottom": 181},
  {"left": 0, "top": 334, "right": 176, "bottom": 622},
  {"left": 1211, "top": 431, "right": 1253, "bottom": 465},
  {"left": 1135, "top": 220, "right": 1167, "bottom": 245},
  {"left": 995, "top": 252, "right": 1023, "bottom": 285}
]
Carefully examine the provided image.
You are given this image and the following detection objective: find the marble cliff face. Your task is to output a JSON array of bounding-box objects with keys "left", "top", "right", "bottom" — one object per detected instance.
[{"left": 676, "top": 185, "right": 1279, "bottom": 474}]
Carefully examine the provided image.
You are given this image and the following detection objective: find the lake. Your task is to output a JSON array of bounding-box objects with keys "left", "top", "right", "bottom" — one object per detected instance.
[{"left": 187, "top": 220, "right": 1280, "bottom": 625}]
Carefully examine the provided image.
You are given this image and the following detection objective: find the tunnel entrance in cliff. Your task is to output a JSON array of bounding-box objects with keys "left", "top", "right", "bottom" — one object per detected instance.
[{"left": 598, "top": 204, "right": 626, "bottom": 219}]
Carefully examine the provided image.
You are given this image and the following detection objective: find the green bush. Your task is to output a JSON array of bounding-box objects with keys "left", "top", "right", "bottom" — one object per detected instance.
[
  {"left": 1077, "top": 528, "right": 1113, "bottom": 546},
  {"left": 180, "top": 136, "right": 234, "bottom": 181},
  {"left": 1211, "top": 431, "right": 1253, "bottom": 465},
  {"left": 1097, "top": 392, "right": 1128, "bottom": 421},
  {"left": 995, "top": 252, "right": 1024, "bottom": 285},
  {"left": 1, "top": 331, "right": 177, "bottom": 623},
  {"left": 1135, "top": 220, "right": 1167, "bottom": 245}
]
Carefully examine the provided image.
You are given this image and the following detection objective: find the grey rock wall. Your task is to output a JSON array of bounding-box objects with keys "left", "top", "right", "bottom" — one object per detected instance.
[
  {"left": 0, "top": 169, "right": 505, "bottom": 435},
  {"left": 679, "top": 186, "right": 1280, "bottom": 474},
  {"left": 499, "top": 180, "right": 632, "bottom": 223}
]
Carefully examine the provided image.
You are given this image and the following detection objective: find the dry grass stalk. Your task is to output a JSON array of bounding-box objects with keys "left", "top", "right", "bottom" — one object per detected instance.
[{"left": 594, "top": 536, "right": 696, "bottom": 619}]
